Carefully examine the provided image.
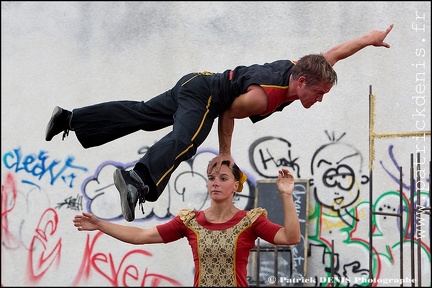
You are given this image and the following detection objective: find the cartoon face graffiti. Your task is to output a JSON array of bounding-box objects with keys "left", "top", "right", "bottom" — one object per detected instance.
[{"left": 310, "top": 140, "right": 369, "bottom": 224}]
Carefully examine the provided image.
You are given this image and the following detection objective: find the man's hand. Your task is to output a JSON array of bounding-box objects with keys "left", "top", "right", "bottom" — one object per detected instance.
[
  {"left": 207, "top": 153, "right": 235, "bottom": 174},
  {"left": 367, "top": 24, "right": 394, "bottom": 48},
  {"left": 323, "top": 24, "right": 394, "bottom": 67}
]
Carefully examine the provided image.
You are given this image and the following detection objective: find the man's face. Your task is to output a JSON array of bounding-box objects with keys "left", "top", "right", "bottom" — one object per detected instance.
[{"left": 298, "top": 78, "right": 333, "bottom": 109}]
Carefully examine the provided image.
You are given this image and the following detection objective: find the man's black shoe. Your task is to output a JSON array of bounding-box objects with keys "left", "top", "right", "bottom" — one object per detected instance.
[
  {"left": 45, "top": 106, "right": 71, "bottom": 141},
  {"left": 113, "top": 169, "right": 149, "bottom": 222}
]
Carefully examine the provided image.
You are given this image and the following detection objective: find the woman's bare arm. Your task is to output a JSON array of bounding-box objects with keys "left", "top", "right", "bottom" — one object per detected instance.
[{"left": 73, "top": 212, "right": 164, "bottom": 245}]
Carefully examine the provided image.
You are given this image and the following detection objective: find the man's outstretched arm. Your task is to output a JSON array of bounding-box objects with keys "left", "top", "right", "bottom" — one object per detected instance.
[{"left": 323, "top": 24, "right": 394, "bottom": 67}]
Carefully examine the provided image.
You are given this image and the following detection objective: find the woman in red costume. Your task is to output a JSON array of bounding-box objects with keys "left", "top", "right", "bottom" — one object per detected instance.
[{"left": 73, "top": 161, "right": 300, "bottom": 287}]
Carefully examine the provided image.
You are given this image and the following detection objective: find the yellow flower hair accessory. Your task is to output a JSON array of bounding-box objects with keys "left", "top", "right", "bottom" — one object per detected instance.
[{"left": 237, "top": 170, "right": 248, "bottom": 192}]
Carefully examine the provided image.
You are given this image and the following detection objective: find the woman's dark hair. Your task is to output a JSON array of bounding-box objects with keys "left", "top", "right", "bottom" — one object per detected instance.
[{"left": 210, "top": 160, "right": 241, "bottom": 181}]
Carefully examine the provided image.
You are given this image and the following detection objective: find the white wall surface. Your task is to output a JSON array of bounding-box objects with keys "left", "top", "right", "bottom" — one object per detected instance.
[{"left": 2, "top": 1, "right": 431, "bottom": 287}]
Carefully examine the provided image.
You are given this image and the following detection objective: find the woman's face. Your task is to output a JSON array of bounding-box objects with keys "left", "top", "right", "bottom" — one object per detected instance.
[{"left": 207, "top": 164, "right": 238, "bottom": 201}]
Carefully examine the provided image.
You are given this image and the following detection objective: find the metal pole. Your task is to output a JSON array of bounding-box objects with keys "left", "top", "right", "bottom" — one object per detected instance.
[
  {"left": 410, "top": 153, "right": 415, "bottom": 287},
  {"left": 331, "top": 240, "right": 334, "bottom": 287},
  {"left": 368, "top": 85, "right": 374, "bottom": 286},
  {"left": 256, "top": 239, "right": 261, "bottom": 287},
  {"left": 274, "top": 246, "right": 279, "bottom": 286},
  {"left": 429, "top": 161, "right": 431, "bottom": 280},
  {"left": 399, "top": 166, "right": 404, "bottom": 287},
  {"left": 416, "top": 153, "right": 422, "bottom": 286}
]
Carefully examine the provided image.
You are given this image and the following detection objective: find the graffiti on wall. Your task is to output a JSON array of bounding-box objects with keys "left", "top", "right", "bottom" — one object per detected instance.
[{"left": 1, "top": 131, "right": 430, "bottom": 286}]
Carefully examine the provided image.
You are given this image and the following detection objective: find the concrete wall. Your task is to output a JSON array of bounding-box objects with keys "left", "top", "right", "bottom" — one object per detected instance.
[{"left": 2, "top": 1, "right": 430, "bottom": 286}]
